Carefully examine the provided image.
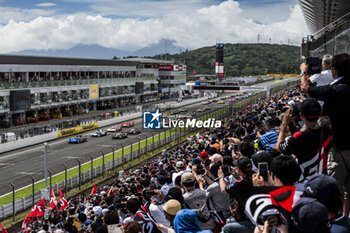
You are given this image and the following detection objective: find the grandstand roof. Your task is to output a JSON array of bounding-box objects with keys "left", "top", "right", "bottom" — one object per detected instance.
[
  {"left": 299, "top": 0, "right": 350, "bottom": 33},
  {"left": 121, "top": 57, "right": 173, "bottom": 64}
]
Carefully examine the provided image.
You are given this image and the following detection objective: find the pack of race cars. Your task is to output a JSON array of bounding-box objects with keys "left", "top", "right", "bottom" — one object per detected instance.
[{"left": 68, "top": 121, "right": 141, "bottom": 143}]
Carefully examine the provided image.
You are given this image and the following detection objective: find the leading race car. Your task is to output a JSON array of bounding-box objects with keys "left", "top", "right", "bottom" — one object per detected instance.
[
  {"left": 121, "top": 121, "right": 134, "bottom": 127},
  {"left": 128, "top": 128, "right": 141, "bottom": 134},
  {"left": 90, "top": 129, "right": 107, "bottom": 137},
  {"left": 107, "top": 126, "right": 122, "bottom": 132},
  {"left": 68, "top": 135, "right": 88, "bottom": 144},
  {"left": 111, "top": 132, "right": 128, "bottom": 139}
]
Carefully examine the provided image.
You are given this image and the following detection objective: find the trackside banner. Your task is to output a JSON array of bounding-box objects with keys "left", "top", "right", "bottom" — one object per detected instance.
[{"left": 57, "top": 122, "right": 98, "bottom": 138}]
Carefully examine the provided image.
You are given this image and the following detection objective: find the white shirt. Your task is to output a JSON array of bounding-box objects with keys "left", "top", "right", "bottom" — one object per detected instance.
[{"left": 309, "top": 69, "right": 333, "bottom": 86}]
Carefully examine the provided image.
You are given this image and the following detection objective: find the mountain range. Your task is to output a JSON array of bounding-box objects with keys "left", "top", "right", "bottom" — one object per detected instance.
[{"left": 8, "top": 39, "right": 185, "bottom": 59}]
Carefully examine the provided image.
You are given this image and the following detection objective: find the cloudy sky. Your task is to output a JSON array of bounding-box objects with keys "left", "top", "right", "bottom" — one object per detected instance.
[{"left": 0, "top": 0, "right": 309, "bottom": 53}]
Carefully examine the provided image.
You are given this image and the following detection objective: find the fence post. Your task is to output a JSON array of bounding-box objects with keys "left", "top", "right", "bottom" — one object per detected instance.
[
  {"left": 143, "top": 134, "right": 148, "bottom": 154},
  {"left": 120, "top": 143, "right": 124, "bottom": 169},
  {"left": 10, "top": 182, "right": 15, "bottom": 222},
  {"left": 48, "top": 169, "right": 52, "bottom": 192},
  {"left": 101, "top": 151, "right": 105, "bottom": 178},
  {"left": 128, "top": 139, "right": 133, "bottom": 165},
  {"left": 62, "top": 163, "right": 67, "bottom": 196},
  {"left": 111, "top": 147, "right": 115, "bottom": 170},
  {"left": 76, "top": 159, "right": 81, "bottom": 190},
  {"left": 136, "top": 137, "right": 141, "bottom": 161},
  {"left": 88, "top": 155, "right": 93, "bottom": 180},
  {"left": 29, "top": 175, "right": 35, "bottom": 205}
]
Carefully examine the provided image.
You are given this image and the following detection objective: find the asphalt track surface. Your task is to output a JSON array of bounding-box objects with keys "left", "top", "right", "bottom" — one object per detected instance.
[{"left": 0, "top": 97, "right": 236, "bottom": 196}]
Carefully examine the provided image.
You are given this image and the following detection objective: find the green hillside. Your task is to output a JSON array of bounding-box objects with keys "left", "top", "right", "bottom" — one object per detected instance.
[{"left": 150, "top": 43, "right": 301, "bottom": 76}]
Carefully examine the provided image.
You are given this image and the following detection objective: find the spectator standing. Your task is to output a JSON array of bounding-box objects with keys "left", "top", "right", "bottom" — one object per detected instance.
[
  {"left": 276, "top": 99, "right": 332, "bottom": 180},
  {"left": 181, "top": 173, "right": 216, "bottom": 231},
  {"left": 300, "top": 53, "right": 350, "bottom": 214},
  {"left": 309, "top": 54, "right": 334, "bottom": 86},
  {"left": 258, "top": 118, "right": 279, "bottom": 152},
  {"left": 205, "top": 163, "right": 230, "bottom": 222}
]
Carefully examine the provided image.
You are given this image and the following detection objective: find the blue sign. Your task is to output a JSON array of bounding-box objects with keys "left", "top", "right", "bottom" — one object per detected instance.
[{"left": 143, "top": 110, "right": 161, "bottom": 129}]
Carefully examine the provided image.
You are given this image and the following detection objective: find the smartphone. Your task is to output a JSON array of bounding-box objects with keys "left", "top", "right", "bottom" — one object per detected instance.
[
  {"left": 107, "top": 224, "right": 123, "bottom": 233},
  {"left": 233, "top": 144, "right": 239, "bottom": 152},
  {"left": 258, "top": 162, "right": 268, "bottom": 181}
]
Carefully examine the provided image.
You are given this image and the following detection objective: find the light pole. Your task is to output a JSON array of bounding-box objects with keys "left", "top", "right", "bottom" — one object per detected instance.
[
  {"left": 43, "top": 142, "right": 50, "bottom": 218},
  {"left": 44, "top": 142, "right": 48, "bottom": 190}
]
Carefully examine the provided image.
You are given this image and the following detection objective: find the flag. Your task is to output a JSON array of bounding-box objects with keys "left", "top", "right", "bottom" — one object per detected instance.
[
  {"left": 91, "top": 183, "right": 97, "bottom": 195},
  {"left": 0, "top": 222, "right": 8, "bottom": 233},
  {"left": 59, "top": 188, "right": 68, "bottom": 211},
  {"left": 21, "top": 198, "right": 45, "bottom": 231},
  {"left": 234, "top": 186, "right": 297, "bottom": 226},
  {"left": 50, "top": 189, "right": 57, "bottom": 212}
]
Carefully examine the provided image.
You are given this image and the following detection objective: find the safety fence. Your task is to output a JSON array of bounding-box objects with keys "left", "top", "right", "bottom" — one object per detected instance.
[{"left": 0, "top": 78, "right": 297, "bottom": 221}]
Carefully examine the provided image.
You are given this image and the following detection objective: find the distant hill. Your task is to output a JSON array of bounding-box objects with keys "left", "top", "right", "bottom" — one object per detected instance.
[{"left": 149, "top": 43, "right": 301, "bottom": 76}]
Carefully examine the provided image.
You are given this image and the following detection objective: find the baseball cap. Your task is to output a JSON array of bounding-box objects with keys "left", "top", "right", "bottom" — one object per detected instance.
[
  {"left": 291, "top": 198, "right": 329, "bottom": 233},
  {"left": 157, "top": 175, "right": 166, "bottom": 185},
  {"left": 233, "top": 156, "right": 253, "bottom": 174},
  {"left": 191, "top": 158, "right": 201, "bottom": 166},
  {"left": 163, "top": 199, "right": 181, "bottom": 216},
  {"left": 176, "top": 161, "right": 184, "bottom": 168},
  {"left": 165, "top": 187, "right": 184, "bottom": 204},
  {"left": 304, "top": 174, "right": 341, "bottom": 203},
  {"left": 199, "top": 151, "right": 209, "bottom": 159},
  {"left": 181, "top": 172, "right": 196, "bottom": 183},
  {"left": 298, "top": 98, "right": 321, "bottom": 121}
]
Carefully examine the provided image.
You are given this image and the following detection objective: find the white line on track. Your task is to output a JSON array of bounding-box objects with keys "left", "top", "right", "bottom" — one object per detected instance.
[{"left": 0, "top": 139, "right": 68, "bottom": 161}]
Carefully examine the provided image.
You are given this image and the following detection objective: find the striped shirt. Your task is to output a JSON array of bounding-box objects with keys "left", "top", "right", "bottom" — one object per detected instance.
[{"left": 260, "top": 128, "right": 279, "bottom": 151}]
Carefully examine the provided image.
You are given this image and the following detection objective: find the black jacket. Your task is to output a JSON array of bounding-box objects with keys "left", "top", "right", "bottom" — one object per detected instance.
[{"left": 308, "top": 77, "right": 350, "bottom": 149}]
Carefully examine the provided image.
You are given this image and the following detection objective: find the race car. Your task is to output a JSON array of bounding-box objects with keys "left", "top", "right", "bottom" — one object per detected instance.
[
  {"left": 111, "top": 132, "right": 128, "bottom": 139},
  {"left": 197, "top": 108, "right": 204, "bottom": 112},
  {"left": 218, "top": 101, "right": 225, "bottom": 104},
  {"left": 68, "top": 136, "right": 88, "bottom": 144},
  {"left": 229, "top": 98, "right": 235, "bottom": 102},
  {"left": 90, "top": 129, "right": 107, "bottom": 137},
  {"left": 128, "top": 128, "right": 141, "bottom": 134},
  {"left": 121, "top": 121, "right": 134, "bottom": 127},
  {"left": 204, "top": 106, "right": 211, "bottom": 111},
  {"left": 202, "top": 101, "right": 209, "bottom": 105},
  {"left": 107, "top": 126, "right": 122, "bottom": 132}
]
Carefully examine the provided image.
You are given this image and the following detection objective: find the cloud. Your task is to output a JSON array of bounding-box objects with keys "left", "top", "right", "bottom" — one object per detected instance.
[
  {"left": 0, "top": 0, "right": 309, "bottom": 53},
  {"left": 36, "top": 3, "right": 57, "bottom": 7},
  {"left": 0, "top": 6, "right": 56, "bottom": 25}
]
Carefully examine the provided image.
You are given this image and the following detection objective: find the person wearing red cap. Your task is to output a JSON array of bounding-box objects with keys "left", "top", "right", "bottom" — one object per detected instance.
[{"left": 199, "top": 151, "right": 208, "bottom": 163}]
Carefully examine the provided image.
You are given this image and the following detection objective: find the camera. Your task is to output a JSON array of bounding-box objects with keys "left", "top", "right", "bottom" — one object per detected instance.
[
  {"left": 306, "top": 57, "right": 322, "bottom": 75},
  {"left": 196, "top": 164, "right": 205, "bottom": 175},
  {"left": 292, "top": 105, "right": 300, "bottom": 117},
  {"left": 261, "top": 209, "right": 283, "bottom": 226},
  {"left": 258, "top": 162, "right": 268, "bottom": 181}
]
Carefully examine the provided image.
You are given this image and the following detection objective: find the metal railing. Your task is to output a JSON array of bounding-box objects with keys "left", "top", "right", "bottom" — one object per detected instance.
[{"left": 0, "top": 76, "right": 156, "bottom": 90}]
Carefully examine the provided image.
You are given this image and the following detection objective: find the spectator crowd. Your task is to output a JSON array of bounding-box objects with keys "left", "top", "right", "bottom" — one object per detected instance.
[{"left": 20, "top": 54, "right": 350, "bottom": 233}]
